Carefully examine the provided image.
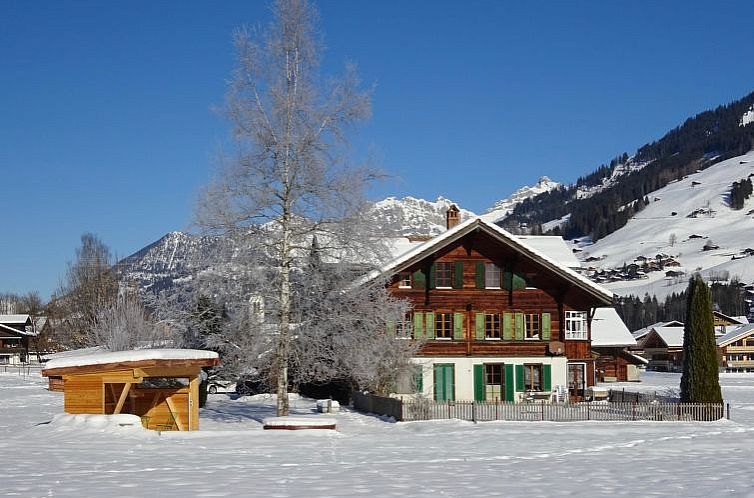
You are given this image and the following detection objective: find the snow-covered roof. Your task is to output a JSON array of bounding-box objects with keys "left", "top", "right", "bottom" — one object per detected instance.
[
  {"left": 717, "top": 323, "right": 754, "bottom": 347},
  {"left": 632, "top": 320, "right": 683, "bottom": 340},
  {"left": 591, "top": 307, "right": 636, "bottom": 347},
  {"left": 516, "top": 235, "right": 582, "bottom": 268},
  {"left": 652, "top": 327, "right": 685, "bottom": 348},
  {"left": 0, "top": 314, "right": 31, "bottom": 324},
  {"left": 43, "top": 348, "right": 219, "bottom": 372},
  {"left": 356, "top": 217, "right": 614, "bottom": 303}
]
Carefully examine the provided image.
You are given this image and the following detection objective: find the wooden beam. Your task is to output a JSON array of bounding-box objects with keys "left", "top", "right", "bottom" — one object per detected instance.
[
  {"left": 165, "top": 396, "right": 185, "bottom": 431},
  {"left": 113, "top": 382, "right": 132, "bottom": 414}
]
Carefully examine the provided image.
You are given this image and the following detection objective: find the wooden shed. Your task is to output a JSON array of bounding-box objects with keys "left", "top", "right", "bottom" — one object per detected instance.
[{"left": 42, "top": 349, "right": 219, "bottom": 431}]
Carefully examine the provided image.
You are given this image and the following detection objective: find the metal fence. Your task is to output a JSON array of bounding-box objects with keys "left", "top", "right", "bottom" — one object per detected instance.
[{"left": 352, "top": 393, "right": 728, "bottom": 422}]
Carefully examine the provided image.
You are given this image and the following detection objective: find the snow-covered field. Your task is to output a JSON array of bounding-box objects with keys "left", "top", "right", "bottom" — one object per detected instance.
[{"left": 3, "top": 371, "right": 754, "bottom": 497}]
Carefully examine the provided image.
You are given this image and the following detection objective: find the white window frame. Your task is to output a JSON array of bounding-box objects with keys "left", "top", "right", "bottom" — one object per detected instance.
[
  {"left": 524, "top": 313, "right": 540, "bottom": 340},
  {"left": 398, "top": 272, "right": 412, "bottom": 289},
  {"left": 395, "top": 313, "right": 413, "bottom": 339},
  {"left": 565, "top": 311, "right": 588, "bottom": 340},
  {"left": 485, "top": 263, "right": 502, "bottom": 289},
  {"left": 435, "top": 262, "right": 453, "bottom": 289}
]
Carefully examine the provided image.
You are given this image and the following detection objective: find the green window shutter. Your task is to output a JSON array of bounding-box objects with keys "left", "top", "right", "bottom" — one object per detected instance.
[
  {"left": 503, "top": 271, "right": 513, "bottom": 290},
  {"left": 543, "top": 364, "right": 552, "bottom": 392},
  {"left": 433, "top": 365, "right": 444, "bottom": 401},
  {"left": 505, "top": 364, "right": 515, "bottom": 401},
  {"left": 386, "top": 320, "right": 396, "bottom": 336},
  {"left": 475, "top": 262, "right": 485, "bottom": 289},
  {"left": 503, "top": 312, "right": 514, "bottom": 340},
  {"left": 446, "top": 365, "right": 455, "bottom": 401},
  {"left": 514, "top": 312, "right": 524, "bottom": 340},
  {"left": 453, "top": 312, "right": 465, "bottom": 340},
  {"left": 414, "top": 366, "right": 423, "bottom": 394},
  {"left": 412, "top": 270, "right": 425, "bottom": 289},
  {"left": 425, "top": 312, "right": 435, "bottom": 339},
  {"left": 475, "top": 312, "right": 485, "bottom": 340},
  {"left": 453, "top": 261, "right": 464, "bottom": 289},
  {"left": 473, "top": 364, "right": 485, "bottom": 401},
  {"left": 515, "top": 364, "right": 525, "bottom": 392},
  {"left": 513, "top": 273, "right": 526, "bottom": 290},
  {"left": 428, "top": 264, "right": 436, "bottom": 289},
  {"left": 413, "top": 312, "right": 424, "bottom": 339},
  {"left": 541, "top": 313, "right": 551, "bottom": 341}
]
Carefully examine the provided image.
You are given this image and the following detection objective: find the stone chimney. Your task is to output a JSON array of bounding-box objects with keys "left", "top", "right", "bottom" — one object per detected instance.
[{"left": 446, "top": 204, "right": 460, "bottom": 230}]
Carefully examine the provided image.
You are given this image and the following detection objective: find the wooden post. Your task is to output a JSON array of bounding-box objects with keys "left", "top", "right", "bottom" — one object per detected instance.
[
  {"left": 727, "top": 403, "right": 730, "bottom": 420},
  {"left": 113, "top": 382, "right": 132, "bottom": 415},
  {"left": 189, "top": 374, "right": 200, "bottom": 430}
]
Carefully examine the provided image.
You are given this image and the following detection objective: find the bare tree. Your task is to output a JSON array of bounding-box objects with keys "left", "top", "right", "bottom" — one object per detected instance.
[
  {"left": 54, "top": 233, "right": 119, "bottom": 348},
  {"left": 88, "top": 297, "right": 160, "bottom": 352},
  {"left": 196, "top": 0, "right": 402, "bottom": 415}
]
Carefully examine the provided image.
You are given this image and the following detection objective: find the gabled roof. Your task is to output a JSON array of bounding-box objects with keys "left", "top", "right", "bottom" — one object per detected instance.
[
  {"left": 357, "top": 217, "right": 614, "bottom": 304},
  {"left": 0, "top": 322, "right": 35, "bottom": 336},
  {"left": 632, "top": 320, "right": 683, "bottom": 340},
  {"left": 717, "top": 323, "right": 754, "bottom": 347},
  {"left": 713, "top": 311, "right": 747, "bottom": 325},
  {"left": 515, "top": 235, "right": 581, "bottom": 269},
  {"left": 591, "top": 307, "right": 636, "bottom": 347},
  {"left": 648, "top": 327, "right": 685, "bottom": 348}
]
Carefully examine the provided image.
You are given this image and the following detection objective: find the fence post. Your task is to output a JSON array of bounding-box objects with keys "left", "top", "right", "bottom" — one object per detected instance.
[
  {"left": 727, "top": 403, "right": 730, "bottom": 421},
  {"left": 472, "top": 402, "right": 476, "bottom": 423}
]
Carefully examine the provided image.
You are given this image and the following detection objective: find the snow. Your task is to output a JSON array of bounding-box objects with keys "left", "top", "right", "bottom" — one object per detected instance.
[
  {"left": 482, "top": 176, "right": 560, "bottom": 223},
  {"left": 717, "top": 323, "right": 754, "bottom": 346},
  {"left": 580, "top": 150, "right": 754, "bottom": 299},
  {"left": 517, "top": 235, "right": 582, "bottom": 269},
  {"left": 3, "top": 370, "right": 754, "bottom": 496},
  {"left": 741, "top": 106, "right": 754, "bottom": 127},
  {"left": 591, "top": 307, "right": 635, "bottom": 347},
  {"left": 653, "top": 326, "right": 685, "bottom": 347},
  {"left": 0, "top": 314, "right": 31, "bottom": 323},
  {"left": 262, "top": 416, "right": 337, "bottom": 428},
  {"left": 43, "top": 348, "right": 219, "bottom": 370}
]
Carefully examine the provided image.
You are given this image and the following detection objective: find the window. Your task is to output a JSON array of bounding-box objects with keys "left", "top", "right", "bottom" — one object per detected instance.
[
  {"left": 435, "top": 262, "right": 453, "bottom": 288},
  {"left": 523, "top": 364, "right": 543, "bottom": 391},
  {"left": 565, "top": 311, "right": 588, "bottom": 340},
  {"left": 485, "top": 363, "right": 504, "bottom": 401},
  {"left": 746, "top": 337, "right": 754, "bottom": 347},
  {"left": 485, "top": 263, "right": 502, "bottom": 288},
  {"left": 524, "top": 313, "right": 540, "bottom": 340},
  {"left": 485, "top": 313, "right": 501, "bottom": 339},
  {"left": 435, "top": 312, "right": 453, "bottom": 339},
  {"left": 396, "top": 313, "right": 413, "bottom": 338},
  {"left": 398, "top": 272, "right": 411, "bottom": 288}
]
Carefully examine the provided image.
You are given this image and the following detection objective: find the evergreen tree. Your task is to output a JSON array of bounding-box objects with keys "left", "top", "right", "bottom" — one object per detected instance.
[{"left": 680, "top": 275, "right": 723, "bottom": 406}]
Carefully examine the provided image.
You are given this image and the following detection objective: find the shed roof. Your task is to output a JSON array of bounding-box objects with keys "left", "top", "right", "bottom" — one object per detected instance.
[
  {"left": 0, "top": 314, "right": 31, "bottom": 324},
  {"left": 591, "top": 307, "right": 636, "bottom": 347},
  {"left": 42, "top": 348, "right": 219, "bottom": 376},
  {"left": 652, "top": 327, "right": 685, "bottom": 348}
]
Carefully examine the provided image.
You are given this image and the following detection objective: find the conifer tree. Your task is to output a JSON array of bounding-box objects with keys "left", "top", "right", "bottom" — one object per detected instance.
[{"left": 680, "top": 275, "right": 723, "bottom": 405}]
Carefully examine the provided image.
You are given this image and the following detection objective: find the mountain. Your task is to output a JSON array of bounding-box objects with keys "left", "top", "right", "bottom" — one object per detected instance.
[
  {"left": 369, "top": 196, "right": 476, "bottom": 236},
  {"left": 481, "top": 176, "right": 560, "bottom": 223},
  {"left": 118, "top": 196, "right": 476, "bottom": 291},
  {"left": 578, "top": 150, "right": 754, "bottom": 300},
  {"left": 503, "top": 90, "right": 754, "bottom": 241}
]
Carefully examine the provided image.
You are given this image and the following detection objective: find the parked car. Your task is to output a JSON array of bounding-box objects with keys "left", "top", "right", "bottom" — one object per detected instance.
[{"left": 207, "top": 379, "right": 236, "bottom": 394}]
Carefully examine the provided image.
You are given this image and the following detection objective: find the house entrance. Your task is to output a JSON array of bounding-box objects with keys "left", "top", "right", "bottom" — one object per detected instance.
[{"left": 568, "top": 363, "right": 586, "bottom": 401}]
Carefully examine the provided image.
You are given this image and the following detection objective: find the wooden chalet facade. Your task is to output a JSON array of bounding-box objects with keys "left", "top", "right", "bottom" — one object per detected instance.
[
  {"left": 0, "top": 314, "right": 34, "bottom": 365},
  {"left": 371, "top": 211, "right": 614, "bottom": 403},
  {"left": 42, "top": 349, "right": 219, "bottom": 431},
  {"left": 717, "top": 324, "right": 754, "bottom": 372}
]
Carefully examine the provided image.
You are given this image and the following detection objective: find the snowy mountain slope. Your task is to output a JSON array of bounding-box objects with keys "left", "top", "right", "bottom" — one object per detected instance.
[
  {"left": 482, "top": 176, "right": 560, "bottom": 223},
  {"left": 580, "top": 150, "right": 754, "bottom": 299},
  {"left": 370, "top": 196, "right": 475, "bottom": 236}
]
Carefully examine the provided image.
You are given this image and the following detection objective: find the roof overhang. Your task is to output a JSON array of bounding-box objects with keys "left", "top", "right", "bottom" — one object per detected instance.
[{"left": 356, "top": 217, "right": 614, "bottom": 305}]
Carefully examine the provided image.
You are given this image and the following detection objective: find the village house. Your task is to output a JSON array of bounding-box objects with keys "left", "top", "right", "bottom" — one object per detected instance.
[
  {"left": 0, "top": 314, "right": 36, "bottom": 365},
  {"left": 364, "top": 207, "right": 614, "bottom": 403},
  {"left": 717, "top": 324, "right": 754, "bottom": 372},
  {"left": 590, "top": 307, "right": 647, "bottom": 382}
]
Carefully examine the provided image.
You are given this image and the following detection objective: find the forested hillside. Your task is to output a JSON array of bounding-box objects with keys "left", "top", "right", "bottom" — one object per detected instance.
[{"left": 504, "top": 91, "right": 754, "bottom": 241}]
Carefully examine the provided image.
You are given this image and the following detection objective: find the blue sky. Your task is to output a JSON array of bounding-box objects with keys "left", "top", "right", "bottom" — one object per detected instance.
[{"left": 3, "top": 1, "right": 754, "bottom": 299}]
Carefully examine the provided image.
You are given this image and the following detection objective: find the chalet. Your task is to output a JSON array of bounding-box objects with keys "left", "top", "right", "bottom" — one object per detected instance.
[
  {"left": 42, "top": 348, "right": 219, "bottom": 431},
  {"left": 363, "top": 209, "right": 614, "bottom": 403},
  {"left": 0, "top": 314, "right": 35, "bottom": 365},
  {"left": 717, "top": 324, "right": 754, "bottom": 372},
  {"left": 640, "top": 326, "right": 684, "bottom": 372},
  {"left": 712, "top": 311, "right": 748, "bottom": 336},
  {"left": 591, "top": 307, "right": 646, "bottom": 382}
]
